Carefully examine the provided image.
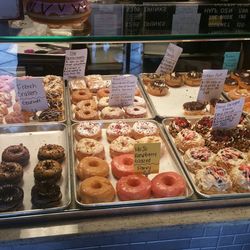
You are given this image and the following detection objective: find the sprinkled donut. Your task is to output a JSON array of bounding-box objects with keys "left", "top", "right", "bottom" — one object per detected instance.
[
  {"left": 74, "top": 122, "right": 102, "bottom": 141},
  {"left": 132, "top": 121, "right": 159, "bottom": 139},
  {"left": 124, "top": 106, "right": 147, "bottom": 118},
  {"left": 109, "top": 136, "right": 135, "bottom": 158},
  {"left": 101, "top": 106, "right": 124, "bottom": 120},
  {"left": 106, "top": 121, "right": 132, "bottom": 142},
  {"left": 37, "top": 144, "right": 65, "bottom": 163}
]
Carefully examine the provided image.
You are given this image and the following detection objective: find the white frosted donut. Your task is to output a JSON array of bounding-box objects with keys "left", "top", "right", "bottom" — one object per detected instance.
[
  {"left": 133, "top": 96, "right": 146, "bottom": 107},
  {"left": 69, "top": 78, "right": 87, "bottom": 91},
  {"left": 101, "top": 106, "right": 124, "bottom": 120},
  {"left": 75, "top": 122, "right": 102, "bottom": 141},
  {"left": 110, "top": 136, "right": 135, "bottom": 158},
  {"left": 98, "top": 97, "right": 109, "bottom": 110},
  {"left": 106, "top": 121, "right": 132, "bottom": 142},
  {"left": 125, "top": 106, "right": 147, "bottom": 118},
  {"left": 132, "top": 121, "right": 159, "bottom": 139}
]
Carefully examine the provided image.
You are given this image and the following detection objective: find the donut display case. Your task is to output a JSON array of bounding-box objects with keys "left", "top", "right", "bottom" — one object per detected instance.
[
  {"left": 71, "top": 120, "right": 194, "bottom": 207},
  {"left": 0, "top": 123, "right": 71, "bottom": 217}
]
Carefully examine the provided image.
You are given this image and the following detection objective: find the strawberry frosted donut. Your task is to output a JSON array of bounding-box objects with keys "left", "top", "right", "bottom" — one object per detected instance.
[
  {"left": 116, "top": 174, "right": 151, "bottom": 201},
  {"left": 106, "top": 121, "right": 132, "bottom": 142},
  {"left": 151, "top": 172, "right": 186, "bottom": 198},
  {"left": 230, "top": 164, "right": 250, "bottom": 192},
  {"left": 74, "top": 122, "right": 102, "bottom": 141},
  {"left": 132, "top": 121, "right": 159, "bottom": 139},
  {"left": 0, "top": 102, "right": 8, "bottom": 116},
  {"left": 0, "top": 92, "right": 12, "bottom": 107},
  {"left": 110, "top": 136, "right": 135, "bottom": 158},
  {"left": 111, "top": 154, "right": 135, "bottom": 179},
  {"left": 133, "top": 96, "right": 146, "bottom": 107},
  {"left": 124, "top": 106, "right": 147, "bottom": 118},
  {"left": 75, "top": 138, "right": 105, "bottom": 160},
  {"left": 101, "top": 106, "right": 124, "bottom": 120},
  {"left": 175, "top": 128, "right": 205, "bottom": 153},
  {"left": 168, "top": 117, "right": 191, "bottom": 138},
  {"left": 215, "top": 147, "right": 248, "bottom": 172}
]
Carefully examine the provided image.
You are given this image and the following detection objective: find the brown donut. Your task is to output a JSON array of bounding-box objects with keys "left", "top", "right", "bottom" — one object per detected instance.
[
  {"left": 2, "top": 144, "right": 30, "bottom": 167},
  {"left": 75, "top": 109, "right": 99, "bottom": 121},
  {"left": 38, "top": 144, "right": 65, "bottom": 163},
  {"left": 71, "top": 89, "right": 93, "bottom": 104},
  {"left": 0, "top": 162, "right": 23, "bottom": 184},
  {"left": 75, "top": 99, "right": 97, "bottom": 111}
]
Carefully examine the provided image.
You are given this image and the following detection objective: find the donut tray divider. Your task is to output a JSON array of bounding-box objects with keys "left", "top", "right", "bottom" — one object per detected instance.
[
  {"left": 67, "top": 74, "right": 156, "bottom": 124},
  {"left": 71, "top": 119, "right": 194, "bottom": 208},
  {"left": 162, "top": 117, "right": 250, "bottom": 199},
  {"left": 0, "top": 123, "right": 71, "bottom": 218}
]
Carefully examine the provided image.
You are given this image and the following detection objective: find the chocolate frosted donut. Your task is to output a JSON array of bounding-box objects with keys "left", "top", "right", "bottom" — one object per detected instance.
[
  {"left": 2, "top": 144, "right": 30, "bottom": 167},
  {"left": 38, "top": 144, "right": 65, "bottom": 163},
  {"left": 0, "top": 162, "right": 23, "bottom": 184},
  {"left": 183, "top": 101, "right": 206, "bottom": 116},
  {"left": 38, "top": 109, "right": 63, "bottom": 122},
  {"left": 0, "top": 184, "right": 24, "bottom": 211}
]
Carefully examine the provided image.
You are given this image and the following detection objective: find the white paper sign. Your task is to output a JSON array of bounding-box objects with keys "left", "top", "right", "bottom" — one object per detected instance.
[
  {"left": 212, "top": 98, "right": 245, "bottom": 129},
  {"left": 156, "top": 43, "right": 183, "bottom": 74},
  {"left": 109, "top": 75, "right": 137, "bottom": 107},
  {"left": 63, "top": 49, "right": 87, "bottom": 80},
  {"left": 197, "top": 69, "right": 228, "bottom": 104},
  {"left": 15, "top": 78, "right": 48, "bottom": 112}
]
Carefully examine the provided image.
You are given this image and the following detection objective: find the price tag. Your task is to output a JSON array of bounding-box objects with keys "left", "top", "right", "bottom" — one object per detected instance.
[
  {"left": 63, "top": 49, "right": 87, "bottom": 80},
  {"left": 109, "top": 75, "right": 137, "bottom": 107},
  {"left": 134, "top": 143, "right": 161, "bottom": 175},
  {"left": 197, "top": 69, "right": 228, "bottom": 104},
  {"left": 15, "top": 78, "right": 48, "bottom": 112},
  {"left": 212, "top": 98, "right": 245, "bottom": 129},
  {"left": 156, "top": 43, "right": 183, "bottom": 74},
  {"left": 223, "top": 52, "right": 240, "bottom": 71}
]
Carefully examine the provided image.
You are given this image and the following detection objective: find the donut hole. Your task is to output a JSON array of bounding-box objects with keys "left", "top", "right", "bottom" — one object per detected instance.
[
  {"left": 122, "top": 158, "right": 133, "bottom": 166},
  {"left": 89, "top": 160, "right": 99, "bottom": 168},
  {"left": 163, "top": 176, "right": 175, "bottom": 186},
  {"left": 127, "top": 178, "right": 140, "bottom": 187},
  {"left": 92, "top": 181, "right": 102, "bottom": 189}
]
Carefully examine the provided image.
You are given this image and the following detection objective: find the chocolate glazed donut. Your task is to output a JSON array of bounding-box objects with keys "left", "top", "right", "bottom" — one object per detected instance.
[
  {"left": 2, "top": 144, "right": 30, "bottom": 167},
  {"left": 0, "top": 162, "right": 23, "bottom": 184},
  {"left": 38, "top": 144, "right": 65, "bottom": 163}
]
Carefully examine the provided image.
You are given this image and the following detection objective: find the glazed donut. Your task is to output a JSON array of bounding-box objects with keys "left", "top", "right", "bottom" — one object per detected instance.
[
  {"left": 147, "top": 80, "right": 169, "bottom": 96},
  {"left": 97, "top": 88, "right": 110, "bottom": 99},
  {"left": 116, "top": 174, "right": 151, "bottom": 201},
  {"left": 0, "top": 102, "right": 8, "bottom": 116},
  {"left": 75, "top": 138, "right": 105, "bottom": 160},
  {"left": 132, "top": 121, "right": 159, "bottom": 139},
  {"left": 124, "top": 106, "right": 147, "bottom": 118},
  {"left": 228, "top": 88, "right": 250, "bottom": 102},
  {"left": 75, "top": 122, "right": 102, "bottom": 141},
  {"left": 106, "top": 121, "right": 132, "bottom": 142},
  {"left": 0, "top": 92, "right": 12, "bottom": 107},
  {"left": 151, "top": 172, "right": 186, "bottom": 198},
  {"left": 98, "top": 97, "right": 109, "bottom": 110},
  {"left": 4, "top": 111, "right": 30, "bottom": 124},
  {"left": 75, "top": 99, "right": 97, "bottom": 112},
  {"left": 110, "top": 136, "right": 135, "bottom": 158},
  {"left": 101, "top": 106, "right": 124, "bottom": 120},
  {"left": 165, "top": 72, "right": 184, "bottom": 88},
  {"left": 133, "top": 96, "right": 146, "bottom": 107},
  {"left": 111, "top": 154, "right": 135, "bottom": 179},
  {"left": 75, "top": 109, "right": 99, "bottom": 121},
  {"left": 38, "top": 109, "right": 63, "bottom": 122},
  {"left": 34, "top": 160, "right": 62, "bottom": 184},
  {"left": 2, "top": 144, "right": 30, "bottom": 167},
  {"left": 78, "top": 176, "right": 115, "bottom": 204},
  {"left": 37, "top": 144, "right": 65, "bottom": 163},
  {"left": 71, "top": 89, "right": 93, "bottom": 104},
  {"left": 76, "top": 156, "right": 109, "bottom": 180},
  {"left": 0, "top": 162, "right": 23, "bottom": 184}
]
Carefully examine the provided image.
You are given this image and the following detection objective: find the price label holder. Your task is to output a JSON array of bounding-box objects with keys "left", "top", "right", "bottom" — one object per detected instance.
[
  {"left": 134, "top": 143, "right": 161, "bottom": 176},
  {"left": 109, "top": 75, "right": 137, "bottom": 107},
  {"left": 63, "top": 49, "right": 87, "bottom": 80},
  {"left": 223, "top": 52, "right": 240, "bottom": 71},
  {"left": 156, "top": 43, "right": 183, "bottom": 74},
  {"left": 212, "top": 98, "right": 245, "bottom": 129},
  {"left": 197, "top": 69, "right": 228, "bottom": 103},
  {"left": 15, "top": 78, "right": 48, "bottom": 112}
]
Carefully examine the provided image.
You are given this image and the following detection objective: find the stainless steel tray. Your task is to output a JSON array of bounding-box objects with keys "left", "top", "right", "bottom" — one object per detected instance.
[
  {"left": 162, "top": 117, "right": 250, "bottom": 199},
  {"left": 71, "top": 120, "right": 194, "bottom": 208},
  {"left": 0, "top": 123, "right": 71, "bottom": 218},
  {"left": 68, "top": 75, "right": 155, "bottom": 123}
]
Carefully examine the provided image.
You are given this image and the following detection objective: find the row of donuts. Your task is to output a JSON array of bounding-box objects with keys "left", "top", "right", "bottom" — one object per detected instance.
[
  {"left": 74, "top": 120, "right": 187, "bottom": 204},
  {"left": 166, "top": 116, "right": 250, "bottom": 195}
]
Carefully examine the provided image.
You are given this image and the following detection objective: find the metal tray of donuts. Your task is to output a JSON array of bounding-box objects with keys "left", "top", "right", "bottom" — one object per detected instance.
[
  {"left": 0, "top": 75, "right": 67, "bottom": 125},
  {"left": 67, "top": 74, "right": 156, "bottom": 123},
  {"left": 71, "top": 120, "right": 194, "bottom": 208},
  {"left": 162, "top": 117, "right": 250, "bottom": 199},
  {"left": 0, "top": 123, "right": 71, "bottom": 217}
]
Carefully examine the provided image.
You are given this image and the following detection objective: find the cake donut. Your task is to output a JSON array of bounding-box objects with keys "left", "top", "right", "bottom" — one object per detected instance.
[
  {"left": 101, "top": 106, "right": 124, "bottom": 120},
  {"left": 97, "top": 88, "right": 110, "bottom": 99},
  {"left": 75, "top": 99, "right": 97, "bottom": 112},
  {"left": 165, "top": 72, "right": 183, "bottom": 87},
  {"left": 151, "top": 172, "right": 186, "bottom": 198},
  {"left": 116, "top": 174, "right": 151, "bottom": 201},
  {"left": 183, "top": 146, "right": 216, "bottom": 173},
  {"left": 71, "top": 89, "right": 93, "bottom": 104},
  {"left": 2, "top": 144, "right": 30, "bottom": 167},
  {"left": 195, "top": 165, "right": 232, "bottom": 194},
  {"left": 75, "top": 109, "right": 99, "bottom": 121},
  {"left": 106, "top": 121, "right": 132, "bottom": 142},
  {"left": 78, "top": 176, "right": 115, "bottom": 204},
  {"left": 230, "top": 164, "right": 250, "bottom": 192},
  {"left": 183, "top": 101, "right": 207, "bottom": 116},
  {"left": 111, "top": 154, "right": 135, "bottom": 179},
  {"left": 183, "top": 71, "right": 202, "bottom": 87},
  {"left": 75, "top": 122, "right": 102, "bottom": 141},
  {"left": 76, "top": 156, "right": 109, "bottom": 180},
  {"left": 132, "top": 121, "right": 159, "bottom": 139},
  {"left": 168, "top": 117, "right": 191, "bottom": 138},
  {"left": 124, "top": 106, "right": 147, "bottom": 118},
  {"left": 192, "top": 116, "right": 213, "bottom": 136},
  {"left": 109, "top": 136, "right": 136, "bottom": 158},
  {"left": 175, "top": 129, "right": 205, "bottom": 153},
  {"left": 147, "top": 80, "right": 169, "bottom": 96},
  {"left": 75, "top": 138, "right": 105, "bottom": 160},
  {"left": 37, "top": 144, "right": 65, "bottom": 163},
  {"left": 0, "top": 162, "right": 23, "bottom": 184}
]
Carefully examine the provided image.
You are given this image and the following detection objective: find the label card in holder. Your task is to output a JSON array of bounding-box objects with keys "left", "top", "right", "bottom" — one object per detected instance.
[
  {"left": 134, "top": 143, "right": 161, "bottom": 176},
  {"left": 155, "top": 43, "right": 183, "bottom": 74},
  {"left": 223, "top": 52, "right": 240, "bottom": 71},
  {"left": 109, "top": 75, "right": 137, "bottom": 107},
  {"left": 212, "top": 98, "right": 245, "bottom": 129},
  {"left": 15, "top": 78, "right": 48, "bottom": 112},
  {"left": 197, "top": 69, "right": 228, "bottom": 103},
  {"left": 63, "top": 49, "right": 87, "bottom": 80}
]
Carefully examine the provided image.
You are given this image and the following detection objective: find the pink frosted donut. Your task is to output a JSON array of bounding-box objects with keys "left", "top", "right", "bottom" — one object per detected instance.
[
  {"left": 111, "top": 154, "right": 135, "bottom": 179},
  {"left": 0, "top": 92, "right": 12, "bottom": 107},
  {"left": 116, "top": 174, "right": 151, "bottom": 201},
  {"left": 0, "top": 102, "right": 8, "bottom": 116}
]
